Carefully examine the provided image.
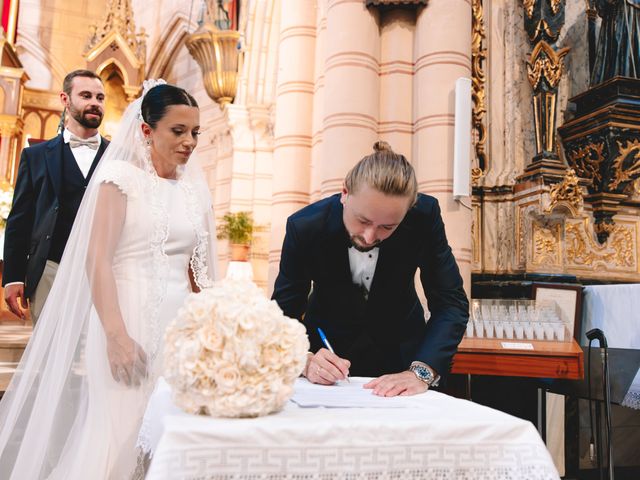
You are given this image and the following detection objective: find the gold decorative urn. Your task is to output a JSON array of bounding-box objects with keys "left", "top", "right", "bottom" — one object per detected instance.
[{"left": 186, "top": 1, "right": 241, "bottom": 107}]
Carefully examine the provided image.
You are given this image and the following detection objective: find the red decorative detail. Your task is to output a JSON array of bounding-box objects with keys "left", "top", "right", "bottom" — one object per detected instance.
[
  {"left": 229, "top": 0, "right": 239, "bottom": 31},
  {"left": 2, "top": 0, "right": 19, "bottom": 43},
  {"left": 1, "top": 0, "right": 11, "bottom": 34}
]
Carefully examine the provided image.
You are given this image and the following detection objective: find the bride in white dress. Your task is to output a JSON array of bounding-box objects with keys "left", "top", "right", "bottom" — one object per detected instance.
[{"left": 0, "top": 81, "right": 217, "bottom": 479}]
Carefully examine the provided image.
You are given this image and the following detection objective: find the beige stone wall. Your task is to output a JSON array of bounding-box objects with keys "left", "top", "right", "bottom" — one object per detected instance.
[{"left": 16, "top": 0, "right": 108, "bottom": 90}]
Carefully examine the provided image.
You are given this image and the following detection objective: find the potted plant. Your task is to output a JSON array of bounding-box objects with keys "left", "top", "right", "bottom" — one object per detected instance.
[{"left": 217, "top": 211, "right": 254, "bottom": 262}]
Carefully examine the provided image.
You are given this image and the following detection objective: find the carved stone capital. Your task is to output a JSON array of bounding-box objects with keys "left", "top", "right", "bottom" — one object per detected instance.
[
  {"left": 123, "top": 85, "right": 141, "bottom": 103},
  {"left": 0, "top": 114, "right": 23, "bottom": 137}
]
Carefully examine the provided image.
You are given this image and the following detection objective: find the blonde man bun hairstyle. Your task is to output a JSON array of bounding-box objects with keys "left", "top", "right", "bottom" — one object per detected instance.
[
  {"left": 345, "top": 141, "right": 418, "bottom": 202},
  {"left": 373, "top": 140, "right": 393, "bottom": 153}
]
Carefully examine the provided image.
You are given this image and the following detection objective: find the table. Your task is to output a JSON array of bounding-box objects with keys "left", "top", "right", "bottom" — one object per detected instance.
[
  {"left": 450, "top": 336, "right": 584, "bottom": 475},
  {"left": 451, "top": 337, "right": 584, "bottom": 380},
  {"left": 145, "top": 378, "right": 559, "bottom": 480}
]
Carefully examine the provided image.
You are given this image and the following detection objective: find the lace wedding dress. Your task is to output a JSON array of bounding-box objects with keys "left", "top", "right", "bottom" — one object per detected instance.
[
  {"left": 54, "top": 162, "right": 206, "bottom": 479},
  {"left": 0, "top": 84, "right": 217, "bottom": 480}
]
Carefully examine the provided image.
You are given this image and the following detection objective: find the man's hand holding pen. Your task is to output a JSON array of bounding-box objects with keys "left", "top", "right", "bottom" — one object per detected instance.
[{"left": 304, "top": 348, "right": 351, "bottom": 385}]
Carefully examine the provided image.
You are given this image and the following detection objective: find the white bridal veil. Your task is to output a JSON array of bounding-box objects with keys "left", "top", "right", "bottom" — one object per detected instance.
[{"left": 0, "top": 80, "right": 217, "bottom": 479}]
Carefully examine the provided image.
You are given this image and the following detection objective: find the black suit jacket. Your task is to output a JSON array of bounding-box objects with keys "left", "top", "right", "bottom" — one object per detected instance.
[
  {"left": 272, "top": 193, "right": 469, "bottom": 379},
  {"left": 2, "top": 134, "right": 108, "bottom": 298}
]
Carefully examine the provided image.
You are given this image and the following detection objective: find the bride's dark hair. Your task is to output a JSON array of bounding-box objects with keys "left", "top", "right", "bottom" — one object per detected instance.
[{"left": 141, "top": 84, "right": 199, "bottom": 128}]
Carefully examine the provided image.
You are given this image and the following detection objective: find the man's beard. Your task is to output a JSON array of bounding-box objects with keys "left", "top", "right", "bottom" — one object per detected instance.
[
  {"left": 349, "top": 235, "right": 380, "bottom": 252},
  {"left": 69, "top": 104, "right": 103, "bottom": 129}
]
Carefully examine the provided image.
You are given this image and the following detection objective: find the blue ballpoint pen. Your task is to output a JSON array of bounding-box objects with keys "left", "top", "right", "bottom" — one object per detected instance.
[{"left": 317, "top": 327, "right": 350, "bottom": 382}]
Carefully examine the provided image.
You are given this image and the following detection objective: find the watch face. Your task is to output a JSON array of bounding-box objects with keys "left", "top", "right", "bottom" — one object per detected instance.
[{"left": 411, "top": 365, "right": 433, "bottom": 384}]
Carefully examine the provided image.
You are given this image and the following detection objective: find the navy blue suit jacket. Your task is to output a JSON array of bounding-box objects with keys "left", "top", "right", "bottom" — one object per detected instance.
[
  {"left": 2, "top": 134, "right": 108, "bottom": 298},
  {"left": 272, "top": 193, "right": 469, "bottom": 379}
]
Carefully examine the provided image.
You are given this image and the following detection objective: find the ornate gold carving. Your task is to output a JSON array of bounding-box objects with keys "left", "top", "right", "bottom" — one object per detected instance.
[
  {"left": 566, "top": 142, "right": 605, "bottom": 183},
  {"left": 549, "top": 0, "right": 562, "bottom": 15},
  {"left": 472, "top": 206, "right": 480, "bottom": 266},
  {"left": 533, "top": 222, "right": 561, "bottom": 266},
  {"left": 566, "top": 221, "right": 635, "bottom": 268},
  {"left": 603, "top": 225, "right": 634, "bottom": 267},
  {"left": 85, "top": 0, "right": 146, "bottom": 64},
  {"left": 546, "top": 168, "right": 583, "bottom": 213},
  {"left": 526, "top": 40, "right": 570, "bottom": 90},
  {"left": 609, "top": 139, "right": 640, "bottom": 190},
  {"left": 586, "top": 5, "right": 598, "bottom": 21},
  {"left": 593, "top": 221, "right": 616, "bottom": 238},
  {"left": 472, "top": 0, "right": 487, "bottom": 184},
  {"left": 528, "top": 19, "right": 562, "bottom": 43},
  {"left": 471, "top": 167, "right": 484, "bottom": 184},
  {"left": 523, "top": 0, "right": 535, "bottom": 18}
]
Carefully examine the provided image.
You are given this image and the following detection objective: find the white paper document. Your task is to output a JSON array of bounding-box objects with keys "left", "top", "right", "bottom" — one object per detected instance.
[
  {"left": 501, "top": 342, "right": 534, "bottom": 350},
  {"left": 290, "top": 377, "right": 424, "bottom": 408}
]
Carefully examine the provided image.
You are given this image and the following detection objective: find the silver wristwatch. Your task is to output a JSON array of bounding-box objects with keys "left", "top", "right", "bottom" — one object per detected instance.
[{"left": 409, "top": 362, "right": 438, "bottom": 386}]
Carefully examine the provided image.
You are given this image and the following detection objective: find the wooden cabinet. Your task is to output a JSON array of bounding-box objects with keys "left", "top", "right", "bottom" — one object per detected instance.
[{"left": 452, "top": 337, "right": 584, "bottom": 380}]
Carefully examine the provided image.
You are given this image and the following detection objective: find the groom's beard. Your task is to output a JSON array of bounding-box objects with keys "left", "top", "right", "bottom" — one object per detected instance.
[
  {"left": 349, "top": 235, "right": 381, "bottom": 252},
  {"left": 68, "top": 101, "right": 104, "bottom": 129}
]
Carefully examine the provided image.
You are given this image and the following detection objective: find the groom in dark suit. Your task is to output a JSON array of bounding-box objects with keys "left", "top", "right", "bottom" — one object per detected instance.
[
  {"left": 273, "top": 142, "right": 469, "bottom": 397},
  {"left": 3, "top": 69, "right": 108, "bottom": 321}
]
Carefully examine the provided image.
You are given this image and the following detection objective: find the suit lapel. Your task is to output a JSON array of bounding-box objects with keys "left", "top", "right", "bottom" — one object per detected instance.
[
  {"left": 86, "top": 136, "right": 109, "bottom": 181},
  {"left": 45, "top": 135, "right": 64, "bottom": 200},
  {"left": 367, "top": 211, "right": 417, "bottom": 302},
  {"left": 322, "top": 196, "right": 353, "bottom": 285}
]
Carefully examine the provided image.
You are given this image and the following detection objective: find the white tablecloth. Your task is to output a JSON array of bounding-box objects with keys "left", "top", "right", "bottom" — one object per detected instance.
[
  {"left": 582, "top": 284, "right": 640, "bottom": 409},
  {"left": 145, "top": 378, "right": 558, "bottom": 480}
]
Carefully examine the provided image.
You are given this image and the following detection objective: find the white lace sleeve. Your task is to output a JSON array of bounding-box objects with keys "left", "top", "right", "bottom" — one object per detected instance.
[{"left": 95, "top": 160, "right": 142, "bottom": 198}]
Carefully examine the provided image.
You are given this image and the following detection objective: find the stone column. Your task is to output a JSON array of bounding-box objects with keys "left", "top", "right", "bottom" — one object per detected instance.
[
  {"left": 320, "top": 0, "right": 380, "bottom": 196},
  {"left": 379, "top": 8, "right": 414, "bottom": 158},
  {"left": 413, "top": 0, "right": 473, "bottom": 291},
  {"left": 310, "top": 2, "right": 328, "bottom": 203},
  {"left": 269, "top": 0, "right": 317, "bottom": 290}
]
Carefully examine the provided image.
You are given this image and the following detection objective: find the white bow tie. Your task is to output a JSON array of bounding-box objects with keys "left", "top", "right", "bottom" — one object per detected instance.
[{"left": 69, "top": 135, "right": 99, "bottom": 150}]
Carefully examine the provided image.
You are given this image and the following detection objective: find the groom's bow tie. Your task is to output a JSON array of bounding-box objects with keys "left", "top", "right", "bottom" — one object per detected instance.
[{"left": 69, "top": 134, "right": 99, "bottom": 150}]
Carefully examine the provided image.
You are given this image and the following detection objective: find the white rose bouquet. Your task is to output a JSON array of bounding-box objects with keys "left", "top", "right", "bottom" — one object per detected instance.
[{"left": 164, "top": 278, "right": 310, "bottom": 418}]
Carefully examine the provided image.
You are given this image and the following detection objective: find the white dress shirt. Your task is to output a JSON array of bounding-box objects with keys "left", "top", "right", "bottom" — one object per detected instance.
[
  {"left": 348, "top": 246, "right": 379, "bottom": 295},
  {"left": 63, "top": 129, "right": 101, "bottom": 178}
]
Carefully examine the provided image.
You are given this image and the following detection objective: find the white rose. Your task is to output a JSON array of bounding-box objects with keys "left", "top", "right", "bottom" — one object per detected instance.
[
  {"left": 214, "top": 361, "right": 241, "bottom": 394},
  {"left": 199, "top": 324, "right": 224, "bottom": 352}
]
